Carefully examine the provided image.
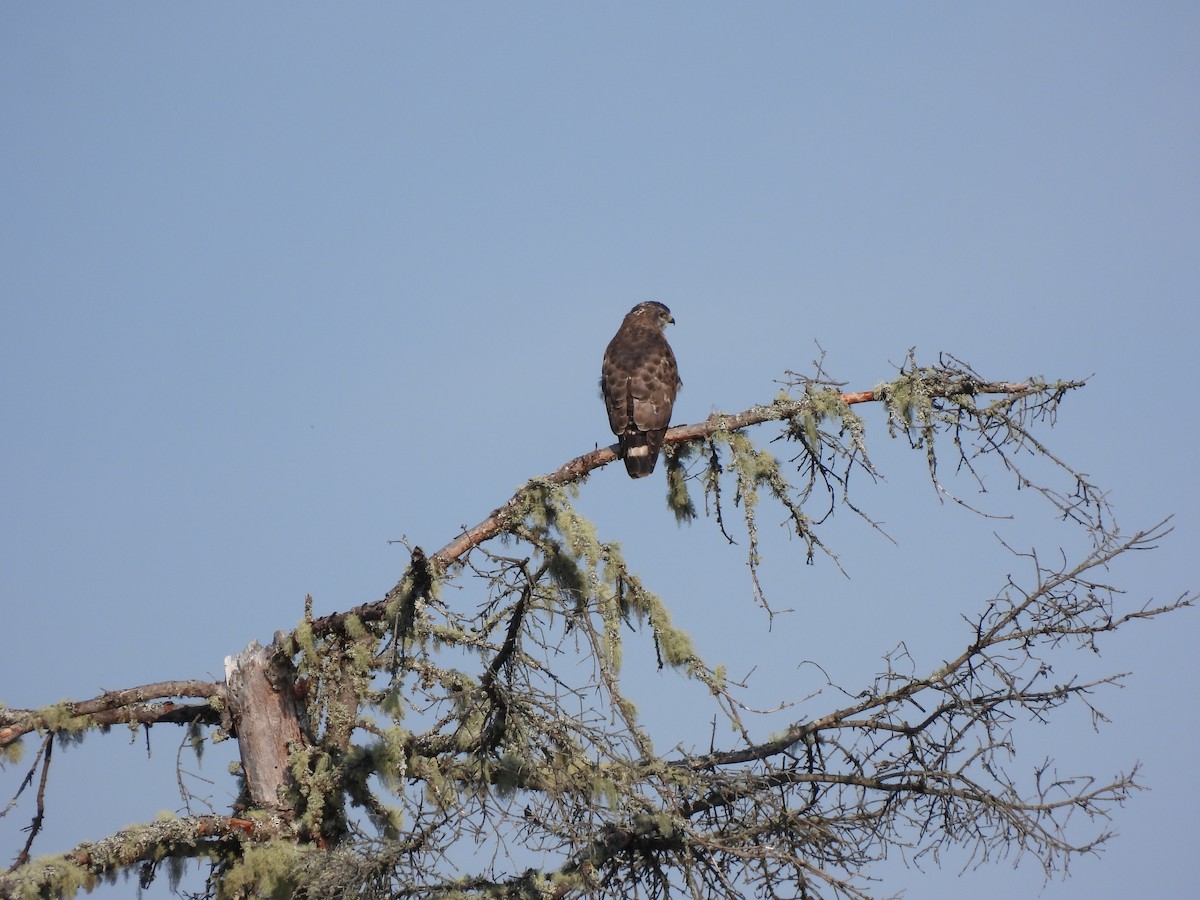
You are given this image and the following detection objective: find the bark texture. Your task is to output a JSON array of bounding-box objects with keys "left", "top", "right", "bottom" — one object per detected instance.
[{"left": 224, "top": 639, "right": 304, "bottom": 814}]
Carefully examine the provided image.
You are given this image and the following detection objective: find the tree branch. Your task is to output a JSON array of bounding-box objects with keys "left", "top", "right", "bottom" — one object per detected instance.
[
  {"left": 308, "top": 376, "right": 1051, "bottom": 639},
  {"left": 0, "top": 681, "right": 223, "bottom": 748},
  {"left": 0, "top": 815, "right": 287, "bottom": 900}
]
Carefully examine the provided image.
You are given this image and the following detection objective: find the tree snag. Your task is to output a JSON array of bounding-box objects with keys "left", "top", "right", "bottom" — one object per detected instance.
[{"left": 223, "top": 638, "right": 305, "bottom": 816}]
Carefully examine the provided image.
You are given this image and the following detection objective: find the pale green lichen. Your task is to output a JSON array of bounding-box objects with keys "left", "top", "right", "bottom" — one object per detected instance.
[
  {"left": 7, "top": 855, "right": 93, "bottom": 899},
  {"left": 36, "top": 700, "right": 93, "bottom": 738},
  {"left": 2, "top": 736, "right": 24, "bottom": 765},
  {"left": 663, "top": 442, "right": 698, "bottom": 524},
  {"left": 217, "top": 841, "right": 302, "bottom": 900}
]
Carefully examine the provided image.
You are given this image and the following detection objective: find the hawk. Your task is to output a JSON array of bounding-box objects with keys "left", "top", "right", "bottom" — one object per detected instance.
[{"left": 600, "top": 301, "right": 681, "bottom": 478}]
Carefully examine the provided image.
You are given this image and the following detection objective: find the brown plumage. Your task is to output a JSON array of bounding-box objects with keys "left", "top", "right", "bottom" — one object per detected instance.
[{"left": 600, "top": 301, "right": 681, "bottom": 478}]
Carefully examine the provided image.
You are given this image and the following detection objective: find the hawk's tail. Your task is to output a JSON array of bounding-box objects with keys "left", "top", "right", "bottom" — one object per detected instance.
[{"left": 620, "top": 429, "right": 665, "bottom": 478}]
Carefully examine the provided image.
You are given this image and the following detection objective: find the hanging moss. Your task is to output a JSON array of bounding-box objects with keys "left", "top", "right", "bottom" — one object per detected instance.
[
  {"left": 546, "top": 551, "right": 587, "bottom": 605},
  {"left": 292, "top": 620, "right": 318, "bottom": 670},
  {"left": 2, "top": 735, "right": 23, "bottom": 765},
  {"left": 663, "top": 442, "right": 698, "bottom": 524},
  {"left": 185, "top": 720, "right": 205, "bottom": 765},
  {"left": 589, "top": 776, "right": 620, "bottom": 808},
  {"left": 217, "top": 842, "right": 302, "bottom": 900},
  {"left": 493, "top": 751, "right": 528, "bottom": 800},
  {"left": 379, "top": 684, "right": 406, "bottom": 720},
  {"left": 346, "top": 629, "right": 379, "bottom": 676},
  {"left": 653, "top": 619, "right": 696, "bottom": 668},
  {"left": 546, "top": 486, "right": 605, "bottom": 573},
  {"left": 616, "top": 697, "right": 639, "bottom": 724},
  {"left": 5, "top": 855, "right": 93, "bottom": 899},
  {"left": 34, "top": 701, "right": 94, "bottom": 740}
]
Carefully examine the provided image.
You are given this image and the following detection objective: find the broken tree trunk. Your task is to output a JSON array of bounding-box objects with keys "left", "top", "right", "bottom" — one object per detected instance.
[{"left": 223, "top": 637, "right": 305, "bottom": 815}]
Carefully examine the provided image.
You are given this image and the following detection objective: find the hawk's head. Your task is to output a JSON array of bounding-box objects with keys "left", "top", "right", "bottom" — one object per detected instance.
[{"left": 628, "top": 301, "right": 674, "bottom": 330}]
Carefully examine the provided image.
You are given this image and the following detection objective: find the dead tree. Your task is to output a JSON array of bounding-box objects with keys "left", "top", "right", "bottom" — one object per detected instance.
[{"left": 1, "top": 352, "right": 1192, "bottom": 899}]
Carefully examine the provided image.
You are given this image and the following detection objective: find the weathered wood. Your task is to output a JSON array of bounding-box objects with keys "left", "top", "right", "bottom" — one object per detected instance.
[{"left": 223, "top": 639, "right": 304, "bottom": 814}]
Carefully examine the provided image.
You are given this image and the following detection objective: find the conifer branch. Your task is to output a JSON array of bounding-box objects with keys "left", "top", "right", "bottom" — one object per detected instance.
[{"left": 311, "top": 366, "right": 1071, "bottom": 640}]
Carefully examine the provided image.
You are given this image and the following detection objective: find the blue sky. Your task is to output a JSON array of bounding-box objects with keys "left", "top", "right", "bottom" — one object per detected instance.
[{"left": 2, "top": 4, "right": 1198, "bottom": 897}]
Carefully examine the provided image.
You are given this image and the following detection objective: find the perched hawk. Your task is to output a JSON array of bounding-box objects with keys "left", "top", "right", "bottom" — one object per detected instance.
[{"left": 600, "top": 301, "right": 681, "bottom": 478}]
